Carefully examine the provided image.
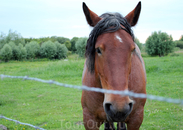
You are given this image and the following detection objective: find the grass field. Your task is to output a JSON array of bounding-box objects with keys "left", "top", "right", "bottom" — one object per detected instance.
[{"left": 0, "top": 54, "right": 183, "bottom": 130}]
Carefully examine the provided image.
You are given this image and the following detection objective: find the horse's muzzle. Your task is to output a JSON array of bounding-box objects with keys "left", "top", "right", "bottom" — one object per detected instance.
[{"left": 104, "top": 102, "right": 133, "bottom": 122}]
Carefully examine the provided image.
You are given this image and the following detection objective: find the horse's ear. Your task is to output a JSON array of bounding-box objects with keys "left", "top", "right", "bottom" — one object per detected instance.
[
  {"left": 125, "top": 1, "right": 141, "bottom": 27},
  {"left": 82, "top": 2, "right": 102, "bottom": 27}
]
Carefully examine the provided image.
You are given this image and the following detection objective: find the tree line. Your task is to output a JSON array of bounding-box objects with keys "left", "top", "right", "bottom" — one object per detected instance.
[
  {"left": 0, "top": 30, "right": 79, "bottom": 62},
  {"left": 0, "top": 30, "right": 183, "bottom": 62}
]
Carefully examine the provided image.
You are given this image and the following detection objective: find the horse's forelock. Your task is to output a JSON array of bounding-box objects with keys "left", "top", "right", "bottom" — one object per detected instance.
[{"left": 85, "top": 12, "right": 134, "bottom": 73}]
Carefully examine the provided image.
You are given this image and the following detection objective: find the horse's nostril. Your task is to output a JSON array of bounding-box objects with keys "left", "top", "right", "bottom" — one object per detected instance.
[
  {"left": 104, "top": 102, "right": 133, "bottom": 122},
  {"left": 129, "top": 102, "right": 133, "bottom": 111},
  {"left": 105, "top": 103, "right": 112, "bottom": 112},
  {"left": 104, "top": 103, "right": 116, "bottom": 115}
]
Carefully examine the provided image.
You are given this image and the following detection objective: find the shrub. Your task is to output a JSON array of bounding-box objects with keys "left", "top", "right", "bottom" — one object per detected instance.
[
  {"left": 173, "top": 47, "right": 180, "bottom": 52},
  {"left": 0, "top": 32, "right": 6, "bottom": 49},
  {"left": 8, "top": 41, "right": 21, "bottom": 60},
  {"left": 0, "top": 30, "right": 25, "bottom": 50},
  {"left": 67, "top": 51, "right": 72, "bottom": 56},
  {"left": 64, "top": 41, "right": 72, "bottom": 51},
  {"left": 70, "top": 37, "right": 79, "bottom": 53},
  {"left": 145, "top": 31, "right": 174, "bottom": 57},
  {"left": 20, "top": 47, "right": 27, "bottom": 60},
  {"left": 170, "top": 53, "right": 179, "bottom": 57},
  {"left": 54, "top": 41, "right": 68, "bottom": 59},
  {"left": 25, "top": 41, "right": 40, "bottom": 59},
  {"left": 0, "top": 44, "right": 12, "bottom": 62},
  {"left": 29, "top": 41, "right": 40, "bottom": 57},
  {"left": 40, "top": 40, "right": 57, "bottom": 59},
  {"left": 25, "top": 43, "right": 35, "bottom": 59},
  {"left": 8, "top": 41, "right": 16, "bottom": 48},
  {"left": 5, "top": 30, "right": 25, "bottom": 46},
  {"left": 56, "top": 37, "right": 70, "bottom": 44},
  {"left": 18, "top": 43, "right": 27, "bottom": 60},
  {"left": 75, "top": 37, "right": 88, "bottom": 57},
  {"left": 13, "top": 45, "right": 21, "bottom": 60},
  {"left": 174, "top": 40, "right": 183, "bottom": 49}
]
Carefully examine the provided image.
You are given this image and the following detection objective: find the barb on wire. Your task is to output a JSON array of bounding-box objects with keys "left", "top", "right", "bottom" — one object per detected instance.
[
  {"left": 0, "top": 115, "right": 46, "bottom": 130},
  {"left": 0, "top": 74, "right": 183, "bottom": 105}
]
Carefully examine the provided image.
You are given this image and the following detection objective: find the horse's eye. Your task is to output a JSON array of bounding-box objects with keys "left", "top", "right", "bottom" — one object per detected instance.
[
  {"left": 96, "top": 48, "right": 102, "bottom": 55},
  {"left": 132, "top": 48, "right": 136, "bottom": 52}
]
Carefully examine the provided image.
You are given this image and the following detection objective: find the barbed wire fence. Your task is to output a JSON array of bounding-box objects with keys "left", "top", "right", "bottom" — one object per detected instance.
[
  {"left": 0, "top": 115, "right": 45, "bottom": 130},
  {"left": 0, "top": 74, "right": 183, "bottom": 129}
]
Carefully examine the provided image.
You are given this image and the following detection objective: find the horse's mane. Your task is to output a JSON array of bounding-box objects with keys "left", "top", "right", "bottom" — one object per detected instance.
[{"left": 85, "top": 12, "right": 134, "bottom": 73}]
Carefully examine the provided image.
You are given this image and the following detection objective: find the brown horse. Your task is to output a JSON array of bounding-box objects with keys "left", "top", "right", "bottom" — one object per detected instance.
[{"left": 81, "top": 1, "right": 146, "bottom": 130}]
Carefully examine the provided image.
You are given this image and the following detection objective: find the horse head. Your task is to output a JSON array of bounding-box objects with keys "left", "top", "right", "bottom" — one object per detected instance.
[{"left": 83, "top": 2, "right": 141, "bottom": 122}]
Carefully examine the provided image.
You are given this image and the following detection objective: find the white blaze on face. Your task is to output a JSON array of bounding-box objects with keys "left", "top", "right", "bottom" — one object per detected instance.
[{"left": 115, "top": 34, "right": 123, "bottom": 43}]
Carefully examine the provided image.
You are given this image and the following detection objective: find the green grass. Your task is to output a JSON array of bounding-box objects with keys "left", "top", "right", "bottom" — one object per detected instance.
[
  {"left": 0, "top": 54, "right": 183, "bottom": 130},
  {"left": 141, "top": 55, "right": 183, "bottom": 130}
]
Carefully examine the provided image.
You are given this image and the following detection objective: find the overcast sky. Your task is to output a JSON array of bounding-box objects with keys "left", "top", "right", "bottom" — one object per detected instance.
[{"left": 0, "top": 0, "right": 183, "bottom": 43}]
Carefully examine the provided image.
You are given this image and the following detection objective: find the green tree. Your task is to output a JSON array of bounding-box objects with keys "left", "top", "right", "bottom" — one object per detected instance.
[
  {"left": 0, "top": 32, "right": 6, "bottom": 49},
  {"left": 5, "top": 30, "right": 25, "bottom": 46},
  {"left": 24, "top": 37, "right": 34, "bottom": 44},
  {"left": 40, "top": 40, "right": 57, "bottom": 59},
  {"left": 37, "top": 37, "right": 51, "bottom": 45},
  {"left": 145, "top": 31, "right": 174, "bottom": 57},
  {"left": 8, "top": 41, "right": 21, "bottom": 60},
  {"left": 70, "top": 37, "right": 79, "bottom": 53},
  {"left": 56, "top": 37, "right": 70, "bottom": 44},
  {"left": 0, "top": 30, "right": 25, "bottom": 49},
  {"left": 25, "top": 41, "right": 40, "bottom": 59},
  {"left": 54, "top": 41, "right": 68, "bottom": 59},
  {"left": 174, "top": 40, "right": 183, "bottom": 49},
  {"left": 64, "top": 41, "right": 71, "bottom": 51},
  {"left": 29, "top": 41, "right": 40, "bottom": 57},
  {"left": 25, "top": 44, "right": 35, "bottom": 59},
  {"left": 50, "top": 36, "right": 58, "bottom": 42},
  {"left": 0, "top": 44, "right": 12, "bottom": 62},
  {"left": 75, "top": 37, "right": 88, "bottom": 57},
  {"left": 18, "top": 43, "right": 27, "bottom": 60},
  {"left": 0, "top": 30, "right": 25, "bottom": 51}
]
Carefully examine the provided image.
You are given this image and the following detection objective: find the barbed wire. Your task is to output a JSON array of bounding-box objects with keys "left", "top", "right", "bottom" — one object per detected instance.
[
  {"left": 0, "top": 115, "right": 46, "bottom": 130},
  {"left": 1, "top": 74, "right": 183, "bottom": 105}
]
